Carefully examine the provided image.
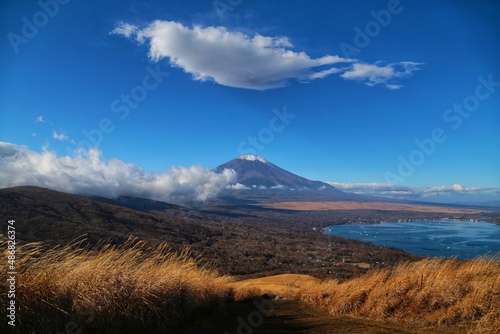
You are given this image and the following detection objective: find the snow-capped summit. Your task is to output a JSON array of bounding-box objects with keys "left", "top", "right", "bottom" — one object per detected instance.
[{"left": 237, "top": 154, "right": 268, "bottom": 163}]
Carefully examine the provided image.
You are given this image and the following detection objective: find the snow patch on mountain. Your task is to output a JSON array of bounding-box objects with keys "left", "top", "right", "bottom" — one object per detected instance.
[{"left": 237, "top": 154, "right": 268, "bottom": 163}]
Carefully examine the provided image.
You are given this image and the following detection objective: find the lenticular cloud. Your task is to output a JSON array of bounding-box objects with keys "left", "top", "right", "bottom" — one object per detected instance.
[
  {"left": 111, "top": 21, "right": 423, "bottom": 90},
  {"left": 111, "top": 21, "right": 355, "bottom": 90},
  {"left": 0, "top": 142, "right": 235, "bottom": 203}
]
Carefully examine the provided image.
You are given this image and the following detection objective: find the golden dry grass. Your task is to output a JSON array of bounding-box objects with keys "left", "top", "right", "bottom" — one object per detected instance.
[
  {"left": 232, "top": 274, "right": 321, "bottom": 300},
  {"left": 0, "top": 238, "right": 233, "bottom": 333},
  {"left": 2, "top": 237, "right": 498, "bottom": 334},
  {"left": 259, "top": 201, "right": 487, "bottom": 214},
  {"left": 237, "top": 257, "right": 499, "bottom": 333}
]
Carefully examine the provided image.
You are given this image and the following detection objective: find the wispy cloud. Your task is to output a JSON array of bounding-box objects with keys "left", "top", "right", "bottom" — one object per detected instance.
[
  {"left": 226, "top": 183, "right": 250, "bottom": 190},
  {"left": 423, "top": 184, "right": 487, "bottom": 195},
  {"left": 111, "top": 21, "right": 421, "bottom": 90},
  {"left": 0, "top": 142, "right": 236, "bottom": 203},
  {"left": 52, "top": 131, "right": 69, "bottom": 141},
  {"left": 328, "top": 182, "right": 420, "bottom": 197},
  {"left": 111, "top": 22, "right": 138, "bottom": 38},
  {"left": 327, "top": 182, "right": 500, "bottom": 202},
  {"left": 35, "top": 116, "right": 45, "bottom": 123},
  {"left": 340, "top": 62, "right": 422, "bottom": 89}
]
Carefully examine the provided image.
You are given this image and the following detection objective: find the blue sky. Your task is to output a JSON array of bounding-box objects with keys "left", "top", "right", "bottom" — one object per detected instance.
[{"left": 1, "top": 0, "right": 499, "bottom": 203}]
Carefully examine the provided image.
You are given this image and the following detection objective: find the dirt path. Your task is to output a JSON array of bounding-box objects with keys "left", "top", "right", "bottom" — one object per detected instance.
[{"left": 178, "top": 298, "right": 469, "bottom": 334}]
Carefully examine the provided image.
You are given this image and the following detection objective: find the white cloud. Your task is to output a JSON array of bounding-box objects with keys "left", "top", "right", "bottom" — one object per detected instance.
[
  {"left": 386, "top": 84, "right": 403, "bottom": 90},
  {"left": 226, "top": 183, "right": 250, "bottom": 190},
  {"left": 327, "top": 181, "right": 500, "bottom": 202},
  {"left": 111, "top": 21, "right": 356, "bottom": 90},
  {"left": 250, "top": 185, "right": 268, "bottom": 189},
  {"left": 340, "top": 62, "right": 422, "bottom": 88},
  {"left": 36, "top": 116, "right": 45, "bottom": 123},
  {"left": 328, "top": 182, "right": 419, "bottom": 197},
  {"left": 52, "top": 131, "right": 69, "bottom": 141},
  {"left": 110, "top": 23, "right": 138, "bottom": 38},
  {"left": 112, "top": 21, "right": 423, "bottom": 90},
  {"left": 0, "top": 142, "right": 236, "bottom": 203},
  {"left": 423, "top": 184, "right": 485, "bottom": 194}
]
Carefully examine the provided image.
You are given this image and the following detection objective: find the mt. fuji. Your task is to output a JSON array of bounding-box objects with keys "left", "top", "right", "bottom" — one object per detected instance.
[{"left": 214, "top": 155, "right": 347, "bottom": 197}]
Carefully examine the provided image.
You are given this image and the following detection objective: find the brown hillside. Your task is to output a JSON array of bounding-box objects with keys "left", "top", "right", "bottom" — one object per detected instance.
[{"left": 0, "top": 186, "right": 419, "bottom": 279}]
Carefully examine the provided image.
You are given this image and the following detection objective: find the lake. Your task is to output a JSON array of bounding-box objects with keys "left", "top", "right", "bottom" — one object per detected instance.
[{"left": 324, "top": 220, "right": 500, "bottom": 259}]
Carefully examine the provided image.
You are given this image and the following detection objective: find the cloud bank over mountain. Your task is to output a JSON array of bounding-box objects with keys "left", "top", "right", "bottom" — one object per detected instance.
[
  {"left": 0, "top": 142, "right": 235, "bottom": 203},
  {"left": 111, "top": 21, "right": 421, "bottom": 90},
  {"left": 2, "top": 140, "right": 495, "bottom": 205}
]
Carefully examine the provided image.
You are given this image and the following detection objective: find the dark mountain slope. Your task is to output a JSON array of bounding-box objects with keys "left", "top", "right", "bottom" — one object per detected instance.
[{"left": 0, "top": 186, "right": 218, "bottom": 247}]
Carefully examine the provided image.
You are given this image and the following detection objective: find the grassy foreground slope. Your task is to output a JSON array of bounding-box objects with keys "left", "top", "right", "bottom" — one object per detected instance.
[
  {"left": 235, "top": 258, "right": 500, "bottom": 334},
  {"left": 2, "top": 237, "right": 498, "bottom": 334},
  {"left": 0, "top": 239, "right": 232, "bottom": 334}
]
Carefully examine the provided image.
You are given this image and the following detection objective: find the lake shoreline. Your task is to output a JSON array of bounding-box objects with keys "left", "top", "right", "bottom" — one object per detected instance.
[{"left": 324, "top": 220, "right": 500, "bottom": 259}]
